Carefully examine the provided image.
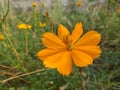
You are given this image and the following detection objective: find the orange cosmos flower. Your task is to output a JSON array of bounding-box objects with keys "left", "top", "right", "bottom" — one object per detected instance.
[
  {"left": 37, "top": 22, "right": 101, "bottom": 76},
  {"left": 0, "top": 34, "right": 4, "bottom": 41},
  {"left": 116, "top": 7, "right": 120, "bottom": 13}
]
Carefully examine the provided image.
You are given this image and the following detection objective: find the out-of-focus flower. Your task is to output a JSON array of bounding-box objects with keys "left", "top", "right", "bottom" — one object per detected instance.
[
  {"left": 36, "top": 10, "right": 40, "bottom": 17},
  {"left": 76, "top": 0, "right": 83, "bottom": 7},
  {"left": 116, "top": 7, "right": 120, "bottom": 13},
  {"left": 18, "top": 23, "right": 32, "bottom": 30},
  {"left": 0, "top": 34, "right": 3, "bottom": 41},
  {"left": 37, "top": 22, "right": 101, "bottom": 76},
  {"left": 41, "top": 2, "right": 45, "bottom": 8},
  {"left": 32, "top": 2, "right": 37, "bottom": 8},
  {"left": 39, "top": 22, "right": 46, "bottom": 28}
]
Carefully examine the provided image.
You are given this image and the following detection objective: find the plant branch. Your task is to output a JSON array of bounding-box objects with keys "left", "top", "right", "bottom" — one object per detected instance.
[
  {"left": 0, "top": 68, "right": 50, "bottom": 84},
  {"left": 2, "top": 0, "right": 10, "bottom": 22}
]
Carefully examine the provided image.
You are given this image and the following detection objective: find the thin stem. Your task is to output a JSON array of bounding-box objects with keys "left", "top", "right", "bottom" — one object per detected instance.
[
  {"left": 1, "top": 68, "right": 50, "bottom": 84},
  {"left": 32, "top": 7, "right": 37, "bottom": 38},
  {"left": 57, "top": 0, "right": 63, "bottom": 22},
  {"left": 3, "top": 0, "right": 10, "bottom": 22},
  {"left": 0, "top": 64, "right": 16, "bottom": 69},
  {"left": 2, "top": 23, "right": 21, "bottom": 63},
  {"left": 25, "top": 30, "right": 28, "bottom": 55}
]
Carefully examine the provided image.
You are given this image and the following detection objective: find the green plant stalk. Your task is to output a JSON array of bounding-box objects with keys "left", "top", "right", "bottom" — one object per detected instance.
[
  {"left": 2, "top": 23, "right": 21, "bottom": 63},
  {"left": 3, "top": 0, "right": 10, "bottom": 22},
  {"left": 33, "top": 7, "right": 38, "bottom": 27},
  {"left": 1, "top": 68, "right": 51, "bottom": 84},
  {"left": 57, "top": 0, "right": 63, "bottom": 22},
  {"left": 32, "top": 7, "right": 38, "bottom": 38},
  {"left": 25, "top": 30, "right": 28, "bottom": 55},
  {"left": 0, "top": 0, "right": 10, "bottom": 32}
]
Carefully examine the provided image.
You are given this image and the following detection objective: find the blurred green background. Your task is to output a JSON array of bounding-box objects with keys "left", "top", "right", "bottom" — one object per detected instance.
[{"left": 0, "top": 0, "right": 120, "bottom": 90}]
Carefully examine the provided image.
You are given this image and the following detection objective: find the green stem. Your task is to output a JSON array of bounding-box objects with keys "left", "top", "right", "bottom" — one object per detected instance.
[
  {"left": 57, "top": 0, "right": 63, "bottom": 22},
  {"left": 1, "top": 68, "right": 51, "bottom": 84},
  {"left": 2, "top": 23, "right": 21, "bottom": 63},
  {"left": 3, "top": 0, "right": 10, "bottom": 22},
  {"left": 25, "top": 30, "right": 28, "bottom": 55}
]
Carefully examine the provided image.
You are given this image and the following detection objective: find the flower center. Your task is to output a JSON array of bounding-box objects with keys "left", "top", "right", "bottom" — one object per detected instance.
[
  {"left": 67, "top": 44, "right": 73, "bottom": 50},
  {"left": 61, "top": 35, "right": 73, "bottom": 50}
]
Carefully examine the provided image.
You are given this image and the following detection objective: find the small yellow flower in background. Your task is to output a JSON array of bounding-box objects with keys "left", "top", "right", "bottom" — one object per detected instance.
[
  {"left": 39, "top": 22, "right": 46, "bottom": 28},
  {"left": 41, "top": 2, "right": 45, "bottom": 8},
  {"left": 116, "top": 7, "right": 120, "bottom": 13},
  {"left": 37, "top": 22, "right": 101, "bottom": 76},
  {"left": 76, "top": 0, "right": 83, "bottom": 7},
  {"left": 0, "top": 34, "right": 3, "bottom": 41},
  {"left": 32, "top": 2, "right": 37, "bottom": 8},
  {"left": 18, "top": 23, "right": 32, "bottom": 30}
]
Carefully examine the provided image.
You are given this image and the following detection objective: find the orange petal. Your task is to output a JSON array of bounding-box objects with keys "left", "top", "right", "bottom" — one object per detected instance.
[
  {"left": 43, "top": 50, "right": 66, "bottom": 68},
  {"left": 71, "top": 22, "right": 83, "bottom": 44},
  {"left": 42, "top": 32, "right": 65, "bottom": 49},
  {"left": 57, "top": 51, "right": 72, "bottom": 76},
  {"left": 75, "top": 31, "right": 101, "bottom": 46},
  {"left": 73, "top": 46, "right": 101, "bottom": 59},
  {"left": 58, "top": 24, "right": 70, "bottom": 39},
  {"left": 37, "top": 48, "right": 64, "bottom": 60},
  {"left": 72, "top": 49, "right": 93, "bottom": 67}
]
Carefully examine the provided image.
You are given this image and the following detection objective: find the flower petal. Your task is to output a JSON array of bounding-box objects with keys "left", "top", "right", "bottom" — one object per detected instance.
[
  {"left": 71, "top": 22, "right": 83, "bottom": 44},
  {"left": 44, "top": 51, "right": 72, "bottom": 76},
  {"left": 75, "top": 31, "right": 101, "bottom": 46},
  {"left": 58, "top": 24, "right": 70, "bottom": 39},
  {"left": 57, "top": 51, "right": 72, "bottom": 76},
  {"left": 73, "top": 46, "right": 101, "bottom": 59},
  {"left": 42, "top": 32, "right": 65, "bottom": 49},
  {"left": 37, "top": 48, "right": 64, "bottom": 60},
  {"left": 72, "top": 49, "right": 93, "bottom": 67},
  {"left": 43, "top": 50, "right": 66, "bottom": 68}
]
